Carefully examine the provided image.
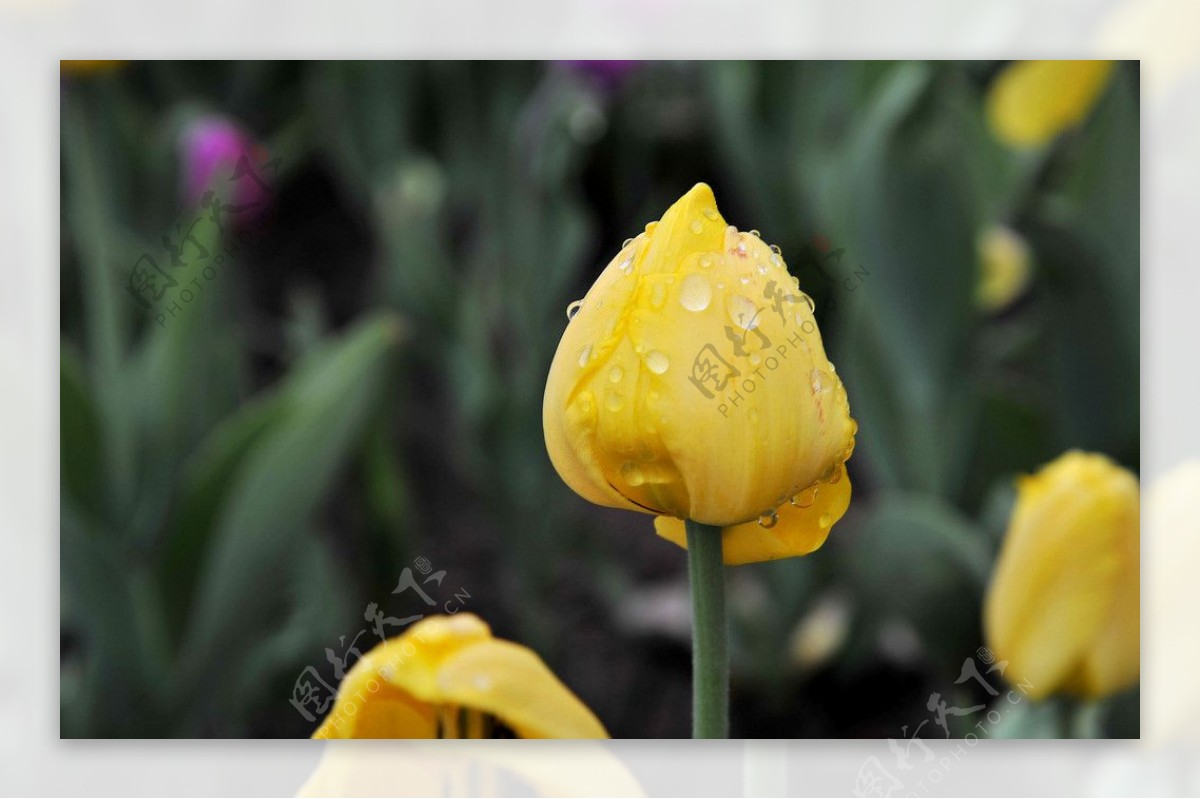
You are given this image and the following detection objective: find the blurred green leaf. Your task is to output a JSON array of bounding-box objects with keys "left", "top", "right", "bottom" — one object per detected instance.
[
  {"left": 174, "top": 314, "right": 402, "bottom": 712},
  {"left": 846, "top": 494, "right": 993, "bottom": 672}
]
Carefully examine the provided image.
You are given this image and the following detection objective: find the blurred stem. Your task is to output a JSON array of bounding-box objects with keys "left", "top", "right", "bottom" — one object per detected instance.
[{"left": 686, "top": 520, "right": 729, "bottom": 738}]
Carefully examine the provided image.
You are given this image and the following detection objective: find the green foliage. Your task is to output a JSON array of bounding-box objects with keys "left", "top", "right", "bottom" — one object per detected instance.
[{"left": 60, "top": 60, "right": 1139, "bottom": 738}]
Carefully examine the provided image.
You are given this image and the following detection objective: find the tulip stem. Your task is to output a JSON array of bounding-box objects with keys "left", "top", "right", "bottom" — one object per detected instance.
[{"left": 686, "top": 519, "right": 729, "bottom": 738}]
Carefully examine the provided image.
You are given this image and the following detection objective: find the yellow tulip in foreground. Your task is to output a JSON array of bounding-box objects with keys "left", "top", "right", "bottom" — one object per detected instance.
[
  {"left": 986, "top": 60, "right": 1115, "bottom": 148},
  {"left": 543, "top": 183, "right": 857, "bottom": 566},
  {"left": 984, "top": 451, "right": 1140, "bottom": 700},
  {"left": 313, "top": 614, "right": 608, "bottom": 739}
]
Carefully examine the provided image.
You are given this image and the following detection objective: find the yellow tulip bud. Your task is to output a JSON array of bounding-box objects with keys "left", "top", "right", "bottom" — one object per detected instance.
[
  {"left": 984, "top": 451, "right": 1140, "bottom": 700},
  {"left": 976, "top": 224, "right": 1032, "bottom": 313},
  {"left": 543, "top": 183, "right": 856, "bottom": 565},
  {"left": 986, "top": 60, "right": 1115, "bottom": 148}
]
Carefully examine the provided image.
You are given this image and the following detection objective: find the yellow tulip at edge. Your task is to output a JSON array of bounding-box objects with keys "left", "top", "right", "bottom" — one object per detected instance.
[
  {"left": 984, "top": 451, "right": 1140, "bottom": 700},
  {"left": 542, "top": 183, "right": 857, "bottom": 565},
  {"left": 986, "top": 60, "right": 1116, "bottom": 148},
  {"left": 312, "top": 614, "right": 608, "bottom": 739}
]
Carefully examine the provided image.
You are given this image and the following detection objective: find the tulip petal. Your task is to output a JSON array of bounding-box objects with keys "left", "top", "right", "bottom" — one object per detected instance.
[
  {"left": 655, "top": 471, "right": 851, "bottom": 565},
  {"left": 987, "top": 60, "right": 1115, "bottom": 148},
  {"left": 312, "top": 614, "right": 608, "bottom": 739},
  {"left": 984, "top": 452, "right": 1139, "bottom": 699}
]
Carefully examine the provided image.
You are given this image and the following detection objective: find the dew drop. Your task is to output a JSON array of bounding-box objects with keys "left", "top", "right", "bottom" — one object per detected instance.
[
  {"left": 622, "top": 237, "right": 634, "bottom": 248},
  {"left": 770, "top": 253, "right": 782, "bottom": 267},
  {"left": 644, "top": 221, "right": 658, "bottom": 235},
  {"left": 620, "top": 462, "right": 646, "bottom": 487},
  {"left": 703, "top": 208, "right": 719, "bottom": 220},
  {"left": 473, "top": 675, "right": 493, "bottom": 691},
  {"left": 679, "top": 274, "right": 712, "bottom": 312},
  {"left": 770, "top": 244, "right": 782, "bottom": 255},
  {"left": 749, "top": 353, "right": 761, "bottom": 366},
  {"left": 758, "top": 508, "right": 779, "bottom": 529},
  {"left": 608, "top": 365, "right": 623, "bottom": 383},
  {"left": 649, "top": 283, "right": 666, "bottom": 309},
  {"left": 699, "top": 255, "right": 713, "bottom": 269},
  {"left": 728, "top": 295, "right": 760, "bottom": 330},
  {"left": 756, "top": 263, "right": 768, "bottom": 276},
  {"left": 618, "top": 253, "right": 634, "bottom": 273},
  {"left": 566, "top": 300, "right": 583, "bottom": 320},
  {"left": 749, "top": 229, "right": 761, "bottom": 238},
  {"left": 818, "top": 513, "right": 832, "bottom": 529},
  {"left": 802, "top": 293, "right": 815, "bottom": 313},
  {"left": 605, "top": 391, "right": 625, "bottom": 412},
  {"left": 578, "top": 344, "right": 592, "bottom": 367},
  {"left": 689, "top": 219, "right": 704, "bottom": 234},
  {"left": 790, "top": 485, "right": 819, "bottom": 508},
  {"left": 810, "top": 368, "right": 828, "bottom": 394},
  {"left": 644, "top": 350, "right": 670, "bottom": 374},
  {"left": 739, "top": 275, "right": 751, "bottom": 285}
]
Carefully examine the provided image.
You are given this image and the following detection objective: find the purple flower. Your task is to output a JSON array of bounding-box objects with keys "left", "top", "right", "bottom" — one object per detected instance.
[
  {"left": 179, "top": 116, "right": 264, "bottom": 208},
  {"left": 560, "top": 60, "right": 642, "bottom": 88}
]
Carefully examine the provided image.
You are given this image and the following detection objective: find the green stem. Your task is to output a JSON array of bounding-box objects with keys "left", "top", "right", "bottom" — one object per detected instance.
[{"left": 686, "top": 519, "right": 729, "bottom": 738}]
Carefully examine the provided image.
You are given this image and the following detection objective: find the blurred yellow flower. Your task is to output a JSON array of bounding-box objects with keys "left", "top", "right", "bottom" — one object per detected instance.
[
  {"left": 543, "top": 183, "right": 856, "bottom": 565},
  {"left": 313, "top": 614, "right": 608, "bottom": 739},
  {"left": 984, "top": 451, "right": 1140, "bottom": 700},
  {"left": 987, "top": 60, "right": 1116, "bottom": 147},
  {"left": 976, "top": 224, "right": 1032, "bottom": 312},
  {"left": 60, "top": 60, "right": 126, "bottom": 75}
]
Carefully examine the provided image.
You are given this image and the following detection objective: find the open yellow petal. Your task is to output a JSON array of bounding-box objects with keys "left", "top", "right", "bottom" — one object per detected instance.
[
  {"left": 432, "top": 637, "right": 609, "bottom": 738},
  {"left": 312, "top": 614, "right": 607, "bottom": 739},
  {"left": 655, "top": 470, "right": 851, "bottom": 565},
  {"left": 987, "top": 60, "right": 1115, "bottom": 148}
]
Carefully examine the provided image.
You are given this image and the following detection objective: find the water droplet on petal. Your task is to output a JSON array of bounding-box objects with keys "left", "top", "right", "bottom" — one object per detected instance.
[
  {"left": 758, "top": 508, "right": 779, "bottom": 528},
  {"left": 578, "top": 344, "right": 592, "bottom": 367},
  {"left": 644, "top": 221, "right": 658, "bottom": 235},
  {"left": 649, "top": 283, "right": 666, "bottom": 309},
  {"left": 739, "top": 275, "right": 751, "bottom": 285},
  {"left": 699, "top": 255, "right": 713, "bottom": 269},
  {"left": 770, "top": 244, "right": 782, "bottom": 255},
  {"left": 770, "top": 253, "right": 782, "bottom": 267},
  {"left": 756, "top": 263, "right": 768, "bottom": 276},
  {"left": 566, "top": 300, "right": 583, "bottom": 320},
  {"left": 689, "top": 219, "right": 704, "bottom": 234},
  {"left": 818, "top": 513, "right": 832, "bottom": 529},
  {"left": 749, "top": 229, "right": 761, "bottom": 238},
  {"left": 618, "top": 253, "right": 634, "bottom": 273},
  {"left": 679, "top": 274, "right": 712, "bottom": 312},
  {"left": 605, "top": 391, "right": 625, "bottom": 412},
  {"left": 621, "top": 462, "right": 645, "bottom": 487},
  {"left": 474, "top": 675, "right": 492, "bottom": 691},
  {"left": 790, "top": 485, "right": 819, "bottom": 508},
  {"left": 645, "top": 350, "right": 670, "bottom": 374},
  {"left": 703, "top": 208, "right": 719, "bottom": 220},
  {"left": 728, "top": 296, "right": 760, "bottom": 330},
  {"left": 608, "top": 366, "right": 623, "bottom": 383},
  {"left": 622, "top": 237, "right": 635, "bottom": 248},
  {"left": 749, "top": 353, "right": 761, "bottom": 366},
  {"left": 803, "top": 294, "right": 815, "bottom": 313}
]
